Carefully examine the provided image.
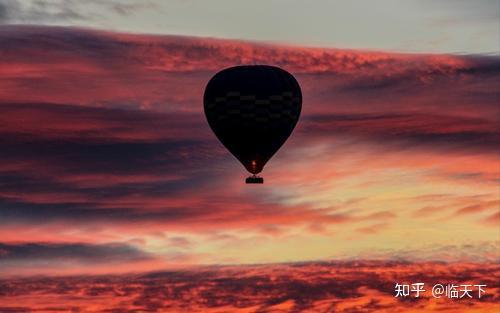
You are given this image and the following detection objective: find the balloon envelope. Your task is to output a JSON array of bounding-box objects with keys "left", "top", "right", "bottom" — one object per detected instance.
[{"left": 204, "top": 65, "right": 302, "bottom": 175}]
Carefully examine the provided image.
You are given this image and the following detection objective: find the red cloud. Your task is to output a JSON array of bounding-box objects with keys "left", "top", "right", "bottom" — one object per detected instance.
[
  {"left": 0, "top": 260, "right": 498, "bottom": 312},
  {"left": 0, "top": 26, "right": 498, "bottom": 277}
]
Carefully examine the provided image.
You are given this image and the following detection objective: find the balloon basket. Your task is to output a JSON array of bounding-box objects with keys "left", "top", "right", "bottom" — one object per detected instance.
[{"left": 246, "top": 175, "right": 264, "bottom": 184}]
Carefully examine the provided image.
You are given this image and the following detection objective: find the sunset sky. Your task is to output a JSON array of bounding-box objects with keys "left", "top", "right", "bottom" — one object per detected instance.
[{"left": 0, "top": 1, "right": 498, "bottom": 312}]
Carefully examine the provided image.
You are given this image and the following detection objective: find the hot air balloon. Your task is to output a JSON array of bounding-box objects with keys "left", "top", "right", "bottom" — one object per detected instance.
[{"left": 204, "top": 65, "right": 302, "bottom": 184}]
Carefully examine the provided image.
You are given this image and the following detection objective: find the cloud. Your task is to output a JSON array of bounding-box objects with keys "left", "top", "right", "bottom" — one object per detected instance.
[
  {"left": 0, "top": 0, "right": 84, "bottom": 24},
  {"left": 350, "top": 241, "right": 500, "bottom": 263},
  {"left": 0, "top": 26, "right": 498, "bottom": 270},
  {"left": 455, "top": 200, "right": 499, "bottom": 216},
  {"left": 301, "top": 113, "right": 500, "bottom": 153},
  {"left": 0, "top": 241, "right": 150, "bottom": 263},
  {"left": 0, "top": 0, "right": 156, "bottom": 24},
  {"left": 423, "top": 0, "right": 500, "bottom": 24},
  {"left": 356, "top": 222, "right": 388, "bottom": 235},
  {"left": 0, "top": 260, "right": 498, "bottom": 312},
  {"left": 0, "top": 241, "right": 161, "bottom": 275},
  {"left": 1, "top": 25, "right": 497, "bottom": 116},
  {"left": 481, "top": 211, "right": 500, "bottom": 227},
  {"left": 0, "top": 2, "right": 7, "bottom": 22},
  {"left": 412, "top": 205, "right": 446, "bottom": 218}
]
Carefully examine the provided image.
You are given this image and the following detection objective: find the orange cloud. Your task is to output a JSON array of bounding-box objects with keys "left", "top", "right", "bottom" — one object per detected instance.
[{"left": 0, "top": 260, "right": 497, "bottom": 312}]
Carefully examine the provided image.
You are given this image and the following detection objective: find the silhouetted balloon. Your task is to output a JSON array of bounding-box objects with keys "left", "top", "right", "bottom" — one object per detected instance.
[{"left": 204, "top": 65, "right": 302, "bottom": 182}]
